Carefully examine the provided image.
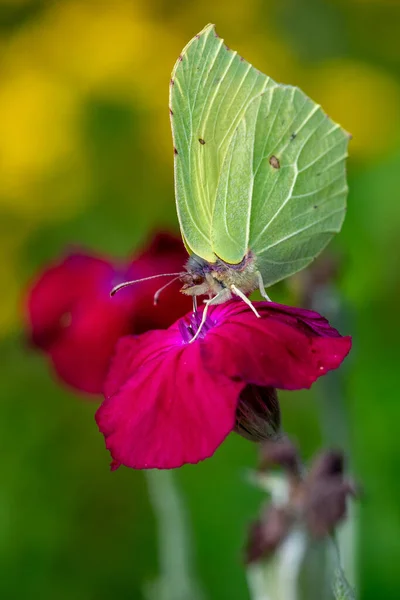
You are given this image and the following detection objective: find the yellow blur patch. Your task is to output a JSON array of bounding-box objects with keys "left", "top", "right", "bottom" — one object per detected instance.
[
  {"left": 0, "top": 63, "right": 87, "bottom": 220},
  {"left": 11, "top": 0, "right": 160, "bottom": 96},
  {"left": 309, "top": 60, "right": 400, "bottom": 160}
]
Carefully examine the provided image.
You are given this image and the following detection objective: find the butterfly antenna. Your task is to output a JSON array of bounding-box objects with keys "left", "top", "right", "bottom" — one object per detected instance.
[
  {"left": 110, "top": 273, "right": 183, "bottom": 297},
  {"left": 153, "top": 276, "right": 182, "bottom": 305}
]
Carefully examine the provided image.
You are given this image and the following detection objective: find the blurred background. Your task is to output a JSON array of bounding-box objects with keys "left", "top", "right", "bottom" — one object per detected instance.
[{"left": 1, "top": 0, "right": 399, "bottom": 598}]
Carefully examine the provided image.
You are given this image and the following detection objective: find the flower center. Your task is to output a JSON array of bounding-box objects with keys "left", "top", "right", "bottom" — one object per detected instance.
[{"left": 178, "top": 311, "right": 213, "bottom": 343}]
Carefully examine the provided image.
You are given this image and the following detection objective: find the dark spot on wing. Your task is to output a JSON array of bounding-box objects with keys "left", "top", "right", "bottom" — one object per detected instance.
[
  {"left": 199, "top": 138, "right": 206, "bottom": 145},
  {"left": 195, "top": 34, "right": 200, "bottom": 39},
  {"left": 169, "top": 108, "right": 173, "bottom": 116},
  {"left": 269, "top": 155, "right": 280, "bottom": 169},
  {"left": 313, "top": 205, "right": 318, "bottom": 209},
  {"left": 170, "top": 79, "right": 174, "bottom": 86},
  {"left": 178, "top": 55, "right": 183, "bottom": 62},
  {"left": 174, "top": 147, "right": 178, "bottom": 155},
  {"left": 290, "top": 132, "right": 297, "bottom": 141}
]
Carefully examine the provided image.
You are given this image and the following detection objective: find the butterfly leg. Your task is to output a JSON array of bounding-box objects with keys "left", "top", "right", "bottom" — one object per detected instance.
[
  {"left": 189, "top": 289, "right": 230, "bottom": 343},
  {"left": 231, "top": 285, "right": 261, "bottom": 318},
  {"left": 256, "top": 271, "right": 272, "bottom": 302}
]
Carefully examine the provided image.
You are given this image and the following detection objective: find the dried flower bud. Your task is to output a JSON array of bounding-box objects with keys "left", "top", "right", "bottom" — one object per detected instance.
[
  {"left": 304, "top": 450, "right": 357, "bottom": 537},
  {"left": 235, "top": 385, "right": 281, "bottom": 442},
  {"left": 258, "top": 439, "right": 301, "bottom": 477},
  {"left": 304, "top": 479, "right": 357, "bottom": 537},
  {"left": 245, "top": 506, "right": 290, "bottom": 564},
  {"left": 245, "top": 443, "right": 358, "bottom": 563},
  {"left": 308, "top": 450, "right": 344, "bottom": 481}
]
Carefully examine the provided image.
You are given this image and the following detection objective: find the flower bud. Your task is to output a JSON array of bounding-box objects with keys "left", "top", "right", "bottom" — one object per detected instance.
[
  {"left": 235, "top": 385, "right": 281, "bottom": 442},
  {"left": 258, "top": 438, "right": 300, "bottom": 477},
  {"left": 245, "top": 506, "right": 290, "bottom": 564}
]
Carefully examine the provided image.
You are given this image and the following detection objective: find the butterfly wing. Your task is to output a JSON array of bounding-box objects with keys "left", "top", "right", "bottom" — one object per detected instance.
[
  {"left": 170, "top": 24, "right": 273, "bottom": 263},
  {"left": 211, "top": 85, "right": 349, "bottom": 278}
]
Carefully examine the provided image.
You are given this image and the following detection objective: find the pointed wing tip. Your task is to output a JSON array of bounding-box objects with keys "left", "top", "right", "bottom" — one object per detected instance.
[
  {"left": 170, "top": 24, "right": 218, "bottom": 78},
  {"left": 191, "top": 23, "right": 219, "bottom": 44},
  {"left": 200, "top": 23, "right": 217, "bottom": 35}
]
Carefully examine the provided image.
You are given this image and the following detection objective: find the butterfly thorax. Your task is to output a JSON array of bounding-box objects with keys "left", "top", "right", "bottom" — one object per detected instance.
[{"left": 180, "top": 252, "right": 259, "bottom": 302}]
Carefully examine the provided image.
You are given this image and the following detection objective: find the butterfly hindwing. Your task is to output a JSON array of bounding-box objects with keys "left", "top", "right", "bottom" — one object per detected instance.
[{"left": 211, "top": 85, "right": 349, "bottom": 279}]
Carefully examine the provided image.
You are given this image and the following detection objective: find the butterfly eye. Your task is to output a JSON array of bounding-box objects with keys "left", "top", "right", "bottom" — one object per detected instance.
[{"left": 192, "top": 274, "right": 204, "bottom": 285}]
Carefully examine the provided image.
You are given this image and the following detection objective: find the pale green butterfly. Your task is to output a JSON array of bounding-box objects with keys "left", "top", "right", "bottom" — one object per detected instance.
[{"left": 113, "top": 24, "right": 349, "bottom": 339}]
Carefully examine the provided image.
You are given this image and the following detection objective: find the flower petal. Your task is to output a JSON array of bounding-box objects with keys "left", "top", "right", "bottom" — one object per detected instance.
[
  {"left": 201, "top": 301, "right": 351, "bottom": 390},
  {"left": 126, "top": 232, "right": 191, "bottom": 334},
  {"left": 97, "top": 332, "right": 244, "bottom": 469},
  {"left": 26, "top": 232, "right": 190, "bottom": 395},
  {"left": 50, "top": 298, "right": 134, "bottom": 394},
  {"left": 26, "top": 252, "right": 115, "bottom": 349}
]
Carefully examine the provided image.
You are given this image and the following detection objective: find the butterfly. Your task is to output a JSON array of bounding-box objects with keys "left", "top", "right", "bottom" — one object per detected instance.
[
  {"left": 170, "top": 24, "right": 349, "bottom": 334},
  {"left": 112, "top": 24, "right": 349, "bottom": 341}
]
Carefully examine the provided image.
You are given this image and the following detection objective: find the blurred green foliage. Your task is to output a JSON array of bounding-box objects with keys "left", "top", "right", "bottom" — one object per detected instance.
[{"left": 1, "top": 0, "right": 400, "bottom": 598}]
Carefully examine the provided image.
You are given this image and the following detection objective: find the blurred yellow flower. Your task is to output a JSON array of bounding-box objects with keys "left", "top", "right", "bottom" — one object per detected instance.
[
  {"left": 341, "top": 0, "right": 400, "bottom": 4},
  {"left": 1, "top": 0, "right": 304, "bottom": 175},
  {"left": 3, "top": 0, "right": 182, "bottom": 168},
  {"left": 0, "top": 61, "right": 87, "bottom": 220},
  {"left": 307, "top": 60, "right": 400, "bottom": 160},
  {"left": 0, "top": 0, "right": 33, "bottom": 4},
  {"left": 10, "top": 0, "right": 161, "bottom": 96},
  {"left": 169, "top": 0, "right": 259, "bottom": 35}
]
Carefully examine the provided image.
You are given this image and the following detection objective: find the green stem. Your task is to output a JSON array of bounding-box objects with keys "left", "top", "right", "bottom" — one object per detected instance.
[
  {"left": 246, "top": 565, "right": 273, "bottom": 600},
  {"left": 276, "top": 529, "right": 308, "bottom": 600},
  {"left": 312, "top": 281, "right": 357, "bottom": 597},
  {"left": 144, "top": 470, "right": 204, "bottom": 600},
  {"left": 246, "top": 474, "right": 308, "bottom": 600},
  {"left": 246, "top": 529, "right": 308, "bottom": 600},
  {"left": 330, "top": 535, "right": 356, "bottom": 600}
]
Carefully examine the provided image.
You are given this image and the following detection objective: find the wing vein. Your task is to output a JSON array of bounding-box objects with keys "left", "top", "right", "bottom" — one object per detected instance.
[{"left": 258, "top": 206, "right": 345, "bottom": 253}]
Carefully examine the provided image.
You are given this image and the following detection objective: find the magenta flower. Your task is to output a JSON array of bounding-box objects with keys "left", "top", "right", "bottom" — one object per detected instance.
[
  {"left": 96, "top": 301, "right": 351, "bottom": 470},
  {"left": 26, "top": 233, "right": 191, "bottom": 394}
]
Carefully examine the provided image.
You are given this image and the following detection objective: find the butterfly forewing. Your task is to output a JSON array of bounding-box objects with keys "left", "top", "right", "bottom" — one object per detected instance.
[{"left": 170, "top": 23, "right": 272, "bottom": 263}]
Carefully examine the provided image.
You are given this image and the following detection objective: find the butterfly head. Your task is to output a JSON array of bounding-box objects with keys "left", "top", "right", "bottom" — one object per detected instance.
[
  {"left": 180, "top": 254, "right": 222, "bottom": 297},
  {"left": 180, "top": 252, "right": 260, "bottom": 299}
]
